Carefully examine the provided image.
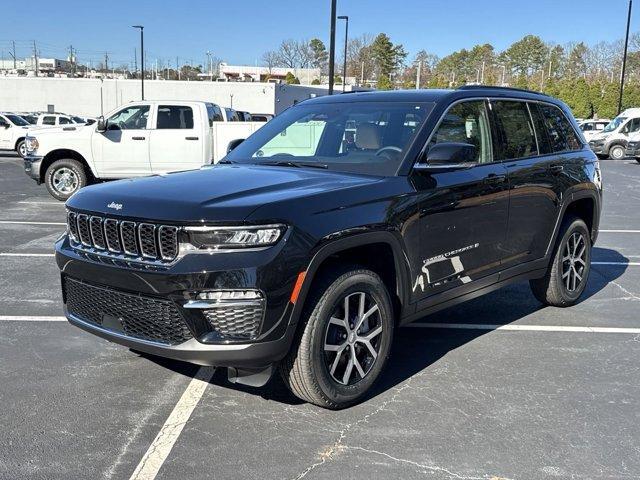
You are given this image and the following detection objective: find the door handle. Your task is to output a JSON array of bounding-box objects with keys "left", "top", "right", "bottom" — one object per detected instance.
[
  {"left": 132, "top": 136, "right": 146, "bottom": 140},
  {"left": 185, "top": 136, "right": 199, "bottom": 141},
  {"left": 548, "top": 164, "right": 564, "bottom": 173},
  {"left": 483, "top": 173, "right": 506, "bottom": 184}
]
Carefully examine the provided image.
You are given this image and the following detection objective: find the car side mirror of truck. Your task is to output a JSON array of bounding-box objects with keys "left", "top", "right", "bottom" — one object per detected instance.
[
  {"left": 227, "top": 138, "right": 244, "bottom": 153},
  {"left": 96, "top": 116, "right": 106, "bottom": 132},
  {"left": 2, "top": 123, "right": 10, "bottom": 129},
  {"left": 414, "top": 142, "right": 477, "bottom": 172}
]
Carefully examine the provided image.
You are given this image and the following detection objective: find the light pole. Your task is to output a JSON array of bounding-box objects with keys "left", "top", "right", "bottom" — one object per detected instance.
[
  {"left": 328, "top": 0, "right": 337, "bottom": 94},
  {"left": 338, "top": 15, "right": 349, "bottom": 92},
  {"left": 132, "top": 25, "right": 144, "bottom": 100},
  {"left": 618, "top": 0, "right": 633, "bottom": 115}
]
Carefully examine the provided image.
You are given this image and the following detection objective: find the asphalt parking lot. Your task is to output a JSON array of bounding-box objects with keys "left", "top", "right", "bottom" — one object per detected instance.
[{"left": 1, "top": 152, "right": 639, "bottom": 480}]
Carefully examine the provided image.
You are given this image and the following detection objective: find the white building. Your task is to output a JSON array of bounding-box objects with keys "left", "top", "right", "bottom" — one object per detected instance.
[
  {"left": 218, "top": 63, "right": 321, "bottom": 85},
  {"left": 0, "top": 57, "right": 72, "bottom": 74}
]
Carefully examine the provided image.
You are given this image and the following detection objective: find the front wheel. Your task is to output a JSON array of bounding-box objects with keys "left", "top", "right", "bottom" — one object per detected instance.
[
  {"left": 16, "top": 140, "right": 27, "bottom": 158},
  {"left": 280, "top": 267, "right": 394, "bottom": 409},
  {"left": 45, "top": 159, "right": 87, "bottom": 201},
  {"left": 609, "top": 144, "right": 625, "bottom": 160},
  {"left": 530, "top": 216, "right": 591, "bottom": 307}
]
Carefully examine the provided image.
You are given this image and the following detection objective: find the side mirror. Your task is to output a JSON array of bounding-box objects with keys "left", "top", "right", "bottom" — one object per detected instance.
[
  {"left": 423, "top": 142, "right": 477, "bottom": 167},
  {"left": 227, "top": 138, "right": 244, "bottom": 153},
  {"left": 2, "top": 124, "right": 9, "bottom": 129},
  {"left": 96, "top": 116, "right": 106, "bottom": 132}
]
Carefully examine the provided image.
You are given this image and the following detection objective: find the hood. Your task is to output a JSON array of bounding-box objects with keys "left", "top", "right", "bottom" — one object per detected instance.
[
  {"left": 589, "top": 132, "right": 608, "bottom": 142},
  {"left": 66, "top": 164, "right": 383, "bottom": 223}
]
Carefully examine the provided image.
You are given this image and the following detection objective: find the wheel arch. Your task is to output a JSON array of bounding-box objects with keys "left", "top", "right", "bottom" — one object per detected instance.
[
  {"left": 40, "top": 149, "right": 92, "bottom": 183},
  {"left": 14, "top": 136, "right": 26, "bottom": 150},
  {"left": 546, "top": 190, "right": 601, "bottom": 257},
  {"left": 289, "top": 231, "right": 412, "bottom": 329}
]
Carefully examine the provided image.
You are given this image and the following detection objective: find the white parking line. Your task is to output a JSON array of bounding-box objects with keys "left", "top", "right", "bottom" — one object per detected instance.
[
  {"left": 593, "top": 261, "right": 640, "bottom": 266},
  {"left": 129, "top": 366, "right": 216, "bottom": 480},
  {"left": 600, "top": 229, "right": 640, "bottom": 233},
  {"left": 407, "top": 323, "right": 640, "bottom": 334},
  {"left": 0, "top": 220, "right": 65, "bottom": 226},
  {"left": 0, "top": 315, "right": 66, "bottom": 321},
  {"left": 0, "top": 253, "right": 55, "bottom": 257},
  {"left": 17, "top": 201, "right": 64, "bottom": 206}
]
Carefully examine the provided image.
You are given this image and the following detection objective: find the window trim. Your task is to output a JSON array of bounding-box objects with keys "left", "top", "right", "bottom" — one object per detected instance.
[
  {"left": 155, "top": 104, "right": 195, "bottom": 130},
  {"left": 107, "top": 105, "right": 151, "bottom": 130}
]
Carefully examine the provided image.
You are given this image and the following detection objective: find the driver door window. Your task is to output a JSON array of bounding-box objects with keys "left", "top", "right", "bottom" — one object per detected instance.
[{"left": 107, "top": 106, "right": 150, "bottom": 130}]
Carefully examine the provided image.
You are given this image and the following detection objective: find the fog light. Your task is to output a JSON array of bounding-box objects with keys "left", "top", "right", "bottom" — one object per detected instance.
[{"left": 196, "top": 290, "right": 263, "bottom": 302}]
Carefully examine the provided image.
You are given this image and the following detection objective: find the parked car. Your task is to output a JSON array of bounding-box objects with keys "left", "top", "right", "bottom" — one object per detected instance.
[
  {"left": 251, "top": 113, "right": 274, "bottom": 122},
  {"left": 579, "top": 118, "right": 610, "bottom": 141},
  {"left": 223, "top": 107, "right": 241, "bottom": 122},
  {"left": 236, "top": 111, "right": 252, "bottom": 121},
  {"left": 56, "top": 87, "right": 601, "bottom": 408},
  {"left": 0, "top": 112, "right": 42, "bottom": 157},
  {"left": 623, "top": 132, "right": 640, "bottom": 163},
  {"left": 36, "top": 113, "right": 80, "bottom": 127},
  {"left": 14, "top": 112, "right": 39, "bottom": 125},
  {"left": 588, "top": 108, "right": 640, "bottom": 159},
  {"left": 23, "top": 101, "right": 263, "bottom": 200}
]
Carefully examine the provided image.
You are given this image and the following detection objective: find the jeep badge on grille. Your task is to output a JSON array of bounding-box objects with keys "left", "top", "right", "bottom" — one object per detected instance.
[{"left": 107, "top": 202, "right": 123, "bottom": 211}]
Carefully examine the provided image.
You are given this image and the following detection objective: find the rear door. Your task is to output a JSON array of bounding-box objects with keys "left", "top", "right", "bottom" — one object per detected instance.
[
  {"left": 412, "top": 99, "right": 510, "bottom": 300},
  {"left": 149, "top": 104, "right": 204, "bottom": 173}
]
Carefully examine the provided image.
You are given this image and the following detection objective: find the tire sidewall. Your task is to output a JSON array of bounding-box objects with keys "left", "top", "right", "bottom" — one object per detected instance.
[
  {"left": 309, "top": 272, "right": 394, "bottom": 406},
  {"left": 17, "top": 141, "right": 26, "bottom": 158},
  {"left": 554, "top": 220, "right": 591, "bottom": 303},
  {"left": 45, "top": 160, "right": 85, "bottom": 201},
  {"left": 609, "top": 145, "right": 624, "bottom": 160}
]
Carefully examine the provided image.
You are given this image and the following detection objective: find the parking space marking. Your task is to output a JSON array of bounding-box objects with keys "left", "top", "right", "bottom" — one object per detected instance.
[
  {"left": 0, "top": 220, "right": 65, "bottom": 225},
  {"left": 0, "top": 315, "right": 66, "bottom": 321},
  {"left": 593, "top": 261, "right": 640, "bottom": 266},
  {"left": 407, "top": 323, "right": 640, "bottom": 334},
  {"left": 129, "top": 366, "right": 216, "bottom": 480},
  {"left": 0, "top": 253, "right": 55, "bottom": 257},
  {"left": 600, "top": 229, "right": 640, "bottom": 233},
  {"left": 17, "top": 201, "right": 64, "bottom": 206}
]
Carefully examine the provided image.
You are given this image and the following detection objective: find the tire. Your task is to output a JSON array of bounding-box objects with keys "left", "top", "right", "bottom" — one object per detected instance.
[
  {"left": 530, "top": 216, "right": 591, "bottom": 307},
  {"left": 280, "top": 266, "right": 394, "bottom": 409},
  {"left": 16, "top": 140, "right": 27, "bottom": 158},
  {"left": 636, "top": 158, "right": 640, "bottom": 164},
  {"left": 609, "top": 144, "right": 625, "bottom": 160},
  {"left": 45, "top": 158, "right": 87, "bottom": 201}
]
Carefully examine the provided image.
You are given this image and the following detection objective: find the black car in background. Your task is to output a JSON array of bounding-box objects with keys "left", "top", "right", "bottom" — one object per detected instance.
[{"left": 57, "top": 87, "right": 602, "bottom": 408}]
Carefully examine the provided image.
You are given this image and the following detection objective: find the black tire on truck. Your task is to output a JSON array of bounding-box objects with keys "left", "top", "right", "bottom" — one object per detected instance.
[
  {"left": 609, "top": 144, "right": 625, "bottom": 160},
  {"left": 45, "top": 158, "right": 88, "bottom": 201},
  {"left": 16, "top": 140, "right": 27, "bottom": 158},
  {"left": 280, "top": 265, "right": 394, "bottom": 409}
]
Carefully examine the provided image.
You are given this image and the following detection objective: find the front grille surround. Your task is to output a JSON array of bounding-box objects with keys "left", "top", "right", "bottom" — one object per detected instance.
[{"left": 67, "top": 211, "right": 180, "bottom": 264}]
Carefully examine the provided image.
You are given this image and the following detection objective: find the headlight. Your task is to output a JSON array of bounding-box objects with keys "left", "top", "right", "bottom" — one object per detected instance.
[
  {"left": 184, "top": 224, "right": 286, "bottom": 249},
  {"left": 25, "top": 136, "right": 39, "bottom": 153}
]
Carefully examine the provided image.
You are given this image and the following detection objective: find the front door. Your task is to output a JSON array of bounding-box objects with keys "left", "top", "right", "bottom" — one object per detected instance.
[
  {"left": 91, "top": 105, "right": 152, "bottom": 178},
  {"left": 0, "top": 116, "right": 11, "bottom": 149},
  {"left": 149, "top": 104, "right": 203, "bottom": 174},
  {"left": 411, "top": 99, "right": 510, "bottom": 302}
]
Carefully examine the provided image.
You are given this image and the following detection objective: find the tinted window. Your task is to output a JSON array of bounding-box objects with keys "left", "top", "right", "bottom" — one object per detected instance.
[
  {"left": 0, "top": 117, "right": 8, "bottom": 127},
  {"left": 428, "top": 100, "right": 493, "bottom": 163},
  {"left": 581, "top": 123, "right": 593, "bottom": 131},
  {"left": 156, "top": 105, "right": 194, "bottom": 129},
  {"left": 6, "top": 114, "right": 29, "bottom": 126},
  {"left": 42, "top": 116, "right": 55, "bottom": 125},
  {"left": 624, "top": 118, "right": 640, "bottom": 134},
  {"left": 59, "top": 117, "right": 71, "bottom": 125},
  {"left": 539, "top": 103, "right": 582, "bottom": 152},
  {"left": 492, "top": 101, "right": 537, "bottom": 160},
  {"left": 107, "top": 106, "right": 150, "bottom": 130},
  {"left": 528, "top": 103, "right": 552, "bottom": 155},
  {"left": 206, "top": 104, "right": 224, "bottom": 124}
]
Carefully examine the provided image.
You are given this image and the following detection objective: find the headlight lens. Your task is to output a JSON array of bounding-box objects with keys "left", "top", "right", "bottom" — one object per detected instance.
[
  {"left": 25, "top": 136, "right": 39, "bottom": 152},
  {"left": 185, "top": 224, "right": 286, "bottom": 249}
]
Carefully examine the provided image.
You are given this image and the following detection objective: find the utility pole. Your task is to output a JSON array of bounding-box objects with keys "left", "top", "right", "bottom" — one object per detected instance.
[
  {"left": 11, "top": 40, "right": 16, "bottom": 69},
  {"left": 104, "top": 52, "right": 109, "bottom": 72},
  {"left": 33, "top": 41, "right": 39, "bottom": 76},
  {"left": 68, "top": 45, "right": 76, "bottom": 76},
  {"left": 328, "top": 0, "right": 337, "bottom": 94},
  {"left": 416, "top": 61, "right": 421, "bottom": 89},
  {"left": 618, "top": 0, "right": 633, "bottom": 115},
  {"left": 176, "top": 56, "right": 180, "bottom": 80},
  {"left": 338, "top": 15, "right": 348, "bottom": 92},
  {"left": 132, "top": 25, "right": 144, "bottom": 99},
  {"left": 134, "top": 48, "right": 137, "bottom": 78}
]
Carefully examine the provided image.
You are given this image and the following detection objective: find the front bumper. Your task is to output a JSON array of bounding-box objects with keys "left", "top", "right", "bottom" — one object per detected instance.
[
  {"left": 625, "top": 143, "right": 640, "bottom": 157},
  {"left": 589, "top": 143, "right": 606, "bottom": 155},
  {"left": 56, "top": 232, "right": 306, "bottom": 368},
  {"left": 23, "top": 155, "right": 43, "bottom": 182}
]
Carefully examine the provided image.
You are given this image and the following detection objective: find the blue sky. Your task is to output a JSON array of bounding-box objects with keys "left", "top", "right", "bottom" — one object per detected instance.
[{"left": 2, "top": 0, "right": 639, "bottom": 68}]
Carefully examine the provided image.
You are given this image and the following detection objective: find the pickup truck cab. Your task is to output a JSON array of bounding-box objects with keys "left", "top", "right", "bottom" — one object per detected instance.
[
  {"left": 0, "top": 112, "right": 42, "bottom": 157},
  {"left": 23, "top": 100, "right": 262, "bottom": 200},
  {"left": 588, "top": 108, "right": 640, "bottom": 159},
  {"left": 579, "top": 118, "right": 610, "bottom": 141}
]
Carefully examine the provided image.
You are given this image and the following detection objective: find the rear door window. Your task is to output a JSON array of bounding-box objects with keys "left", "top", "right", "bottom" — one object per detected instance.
[
  {"left": 42, "top": 116, "right": 56, "bottom": 125},
  {"left": 156, "top": 105, "right": 194, "bottom": 129},
  {"left": 59, "top": 117, "right": 71, "bottom": 125},
  {"left": 528, "top": 103, "right": 552, "bottom": 155},
  {"left": 538, "top": 103, "right": 582, "bottom": 152},
  {"left": 491, "top": 101, "right": 538, "bottom": 160}
]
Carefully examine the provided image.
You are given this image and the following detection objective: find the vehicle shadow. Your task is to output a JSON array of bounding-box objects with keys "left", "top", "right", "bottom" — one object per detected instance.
[{"left": 144, "top": 247, "right": 629, "bottom": 407}]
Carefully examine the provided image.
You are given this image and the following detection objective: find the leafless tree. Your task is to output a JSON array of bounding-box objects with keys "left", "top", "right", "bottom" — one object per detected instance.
[
  {"left": 261, "top": 50, "right": 279, "bottom": 74},
  {"left": 277, "top": 39, "right": 300, "bottom": 68}
]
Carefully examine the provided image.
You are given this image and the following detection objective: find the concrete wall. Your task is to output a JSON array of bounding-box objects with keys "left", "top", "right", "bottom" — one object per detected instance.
[{"left": 0, "top": 77, "right": 329, "bottom": 117}]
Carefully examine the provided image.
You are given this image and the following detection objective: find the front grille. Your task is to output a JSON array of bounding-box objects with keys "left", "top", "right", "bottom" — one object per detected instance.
[
  {"left": 202, "top": 303, "right": 265, "bottom": 340},
  {"left": 67, "top": 212, "right": 179, "bottom": 263},
  {"left": 64, "top": 277, "right": 192, "bottom": 345}
]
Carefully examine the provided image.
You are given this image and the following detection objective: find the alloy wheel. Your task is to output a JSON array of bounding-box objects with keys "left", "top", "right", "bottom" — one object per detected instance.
[
  {"left": 52, "top": 167, "right": 79, "bottom": 195},
  {"left": 561, "top": 232, "right": 587, "bottom": 292},
  {"left": 323, "top": 291, "right": 383, "bottom": 386}
]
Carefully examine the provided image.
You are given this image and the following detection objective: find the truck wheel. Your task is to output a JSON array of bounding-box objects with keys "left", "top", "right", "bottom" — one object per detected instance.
[
  {"left": 16, "top": 140, "right": 27, "bottom": 158},
  {"left": 530, "top": 216, "right": 591, "bottom": 307},
  {"left": 609, "top": 145, "right": 625, "bottom": 160},
  {"left": 280, "top": 266, "right": 394, "bottom": 409},
  {"left": 45, "top": 159, "right": 87, "bottom": 201},
  {"left": 636, "top": 158, "right": 640, "bottom": 165}
]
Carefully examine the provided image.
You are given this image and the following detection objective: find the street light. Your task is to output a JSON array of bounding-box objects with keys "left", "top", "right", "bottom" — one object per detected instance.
[
  {"left": 132, "top": 25, "right": 144, "bottom": 100},
  {"left": 337, "top": 15, "right": 349, "bottom": 92},
  {"left": 328, "top": 0, "right": 337, "bottom": 94},
  {"left": 618, "top": 0, "right": 633, "bottom": 115}
]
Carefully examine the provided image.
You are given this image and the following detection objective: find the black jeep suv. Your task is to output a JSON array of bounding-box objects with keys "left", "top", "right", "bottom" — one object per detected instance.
[{"left": 57, "top": 87, "right": 602, "bottom": 408}]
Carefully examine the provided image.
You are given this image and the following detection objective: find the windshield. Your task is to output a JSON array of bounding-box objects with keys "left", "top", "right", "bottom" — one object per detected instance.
[
  {"left": 603, "top": 116, "right": 627, "bottom": 133},
  {"left": 72, "top": 116, "right": 85, "bottom": 124},
  {"left": 226, "top": 101, "right": 434, "bottom": 176},
  {"left": 6, "top": 114, "right": 30, "bottom": 126}
]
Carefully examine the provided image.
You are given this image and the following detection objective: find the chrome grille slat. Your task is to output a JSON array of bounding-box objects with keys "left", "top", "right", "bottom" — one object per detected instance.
[{"left": 66, "top": 213, "right": 179, "bottom": 263}]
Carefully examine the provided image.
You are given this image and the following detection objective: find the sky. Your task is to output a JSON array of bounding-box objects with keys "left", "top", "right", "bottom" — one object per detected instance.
[{"left": 2, "top": 0, "right": 639, "bottom": 69}]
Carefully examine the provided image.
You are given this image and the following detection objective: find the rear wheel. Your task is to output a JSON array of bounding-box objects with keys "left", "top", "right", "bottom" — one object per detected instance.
[
  {"left": 45, "top": 159, "right": 87, "bottom": 201},
  {"left": 280, "top": 267, "right": 394, "bottom": 409},
  {"left": 530, "top": 216, "right": 591, "bottom": 307},
  {"left": 609, "top": 144, "right": 625, "bottom": 160}
]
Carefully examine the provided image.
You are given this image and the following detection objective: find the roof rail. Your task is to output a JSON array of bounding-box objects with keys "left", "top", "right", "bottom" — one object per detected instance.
[{"left": 457, "top": 85, "right": 548, "bottom": 97}]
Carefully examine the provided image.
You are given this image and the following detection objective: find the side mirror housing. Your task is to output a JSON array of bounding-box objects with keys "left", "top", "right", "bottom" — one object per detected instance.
[
  {"left": 227, "top": 138, "right": 244, "bottom": 153},
  {"left": 96, "top": 116, "right": 106, "bottom": 132},
  {"left": 3, "top": 123, "right": 11, "bottom": 129},
  {"left": 426, "top": 142, "right": 477, "bottom": 165}
]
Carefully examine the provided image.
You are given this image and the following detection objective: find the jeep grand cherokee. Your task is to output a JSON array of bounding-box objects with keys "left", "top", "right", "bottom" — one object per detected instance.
[{"left": 57, "top": 86, "right": 602, "bottom": 409}]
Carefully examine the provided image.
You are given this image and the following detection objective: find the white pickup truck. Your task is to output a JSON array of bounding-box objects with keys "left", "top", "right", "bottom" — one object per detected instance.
[
  {"left": 23, "top": 100, "right": 264, "bottom": 200},
  {"left": 0, "top": 112, "right": 44, "bottom": 157}
]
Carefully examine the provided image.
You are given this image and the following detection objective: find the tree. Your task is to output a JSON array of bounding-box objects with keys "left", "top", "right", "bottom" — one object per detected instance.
[
  {"left": 346, "top": 34, "right": 375, "bottom": 84},
  {"left": 370, "top": 33, "right": 407, "bottom": 79},
  {"left": 262, "top": 50, "right": 279, "bottom": 74},
  {"left": 377, "top": 74, "right": 393, "bottom": 90},
  {"left": 503, "top": 35, "right": 548, "bottom": 76},
  {"left": 309, "top": 39, "right": 328, "bottom": 71},
  {"left": 284, "top": 71, "right": 300, "bottom": 84},
  {"left": 277, "top": 39, "right": 300, "bottom": 68}
]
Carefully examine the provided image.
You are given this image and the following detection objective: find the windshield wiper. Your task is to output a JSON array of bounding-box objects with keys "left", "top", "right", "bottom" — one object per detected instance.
[
  {"left": 260, "top": 160, "right": 328, "bottom": 169},
  {"left": 217, "top": 159, "right": 236, "bottom": 164}
]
